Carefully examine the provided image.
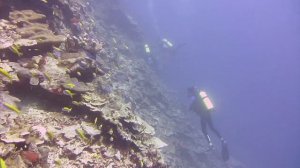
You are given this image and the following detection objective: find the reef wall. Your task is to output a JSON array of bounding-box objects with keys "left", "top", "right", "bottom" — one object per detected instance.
[{"left": 0, "top": 0, "right": 245, "bottom": 168}]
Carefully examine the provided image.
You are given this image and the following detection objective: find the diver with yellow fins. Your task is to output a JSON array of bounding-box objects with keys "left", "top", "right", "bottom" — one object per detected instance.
[{"left": 188, "top": 86, "right": 229, "bottom": 161}]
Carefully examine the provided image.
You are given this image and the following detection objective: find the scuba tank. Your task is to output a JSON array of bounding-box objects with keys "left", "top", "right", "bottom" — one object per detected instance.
[
  {"left": 198, "top": 91, "right": 214, "bottom": 110},
  {"left": 162, "top": 38, "right": 173, "bottom": 48},
  {"left": 144, "top": 44, "right": 151, "bottom": 54}
]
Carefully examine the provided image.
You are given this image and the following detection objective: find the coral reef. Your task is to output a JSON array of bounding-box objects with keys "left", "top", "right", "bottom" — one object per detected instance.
[
  {"left": 0, "top": 0, "right": 245, "bottom": 168},
  {"left": 0, "top": 1, "right": 168, "bottom": 168}
]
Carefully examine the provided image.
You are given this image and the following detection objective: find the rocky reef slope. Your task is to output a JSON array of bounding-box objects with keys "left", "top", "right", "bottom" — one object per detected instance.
[{"left": 0, "top": 0, "right": 245, "bottom": 168}]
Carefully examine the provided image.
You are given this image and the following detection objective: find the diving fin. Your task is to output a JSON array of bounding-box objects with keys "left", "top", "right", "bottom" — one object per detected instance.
[{"left": 221, "top": 140, "right": 230, "bottom": 161}]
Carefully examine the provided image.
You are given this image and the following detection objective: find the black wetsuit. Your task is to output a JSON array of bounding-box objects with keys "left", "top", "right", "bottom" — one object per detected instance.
[
  {"left": 189, "top": 96, "right": 222, "bottom": 143},
  {"left": 189, "top": 91, "right": 229, "bottom": 160}
]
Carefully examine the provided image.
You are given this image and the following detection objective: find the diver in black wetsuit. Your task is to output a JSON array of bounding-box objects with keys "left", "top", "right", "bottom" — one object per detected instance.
[{"left": 188, "top": 86, "right": 229, "bottom": 160}]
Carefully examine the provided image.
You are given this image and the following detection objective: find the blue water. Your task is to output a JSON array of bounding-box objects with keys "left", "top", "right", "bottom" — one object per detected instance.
[{"left": 121, "top": 0, "right": 300, "bottom": 168}]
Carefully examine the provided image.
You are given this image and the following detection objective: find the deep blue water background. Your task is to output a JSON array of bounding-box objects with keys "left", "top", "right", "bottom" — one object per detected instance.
[{"left": 120, "top": 0, "right": 300, "bottom": 168}]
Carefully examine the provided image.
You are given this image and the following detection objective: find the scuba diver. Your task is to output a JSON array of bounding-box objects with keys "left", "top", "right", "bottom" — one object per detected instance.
[
  {"left": 188, "top": 86, "right": 229, "bottom": 161},
  {"left": 144, "top": 43, "right": 154, "bottom": 64},
  {"left": 143, "top": 38, "right": 185, "bottom": 70},
  {"left": 159, "top": 38, "right": 186, "bottom": 58}
]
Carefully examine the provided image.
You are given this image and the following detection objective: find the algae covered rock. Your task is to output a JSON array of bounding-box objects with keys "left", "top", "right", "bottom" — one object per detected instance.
[
  {"left": 10, "top": 10, "right": 66, "bottom": 48},
  {"left": 1, "top": 10, "right": 65, "bottom": 58},
  {"left": 0, "top": 142, "right": 14, "bottom": 157},
  {"left": 81, "top": 92, "right": 108, "bottom": 109},
  {"left": 0, "top": 133, "right": 26, "bottom": 144},
  {"left": 144, "top": 137, "right": 168, "bottom": 149},
  {"left": 61, "top": 77, "right": 92, "bottom": 93},
  {"left": 5, "top": 155, "right": 27, "bottom": 168},
  {"left": 9, "top": 10, "right": 46, "bottom": 24},
  {"left": 14, "top": 39, "right": 37, "bottom": 47},
  {"left": 62, "top": 125, "right": 81, "bottom": 140},
  {"left": 0, "top": 19, "right": 19, "bottom": 50},
  {"left": 63, "top": 52, "right": 104, "bottom": 81},
  {"left": 81, "top": 122, "right": 101, "bottom": 137}
]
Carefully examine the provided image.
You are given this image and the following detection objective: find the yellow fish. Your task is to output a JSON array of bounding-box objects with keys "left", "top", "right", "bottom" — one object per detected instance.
[
  {"left": 53, "top": 46, "right": 62, "bottom": 51},
  {"left": 63, "top": 90, "right": 75, "bottom": 98},
  {"left": 76, "top": 129, "right": 88, "bottom": 141},
  {"left": 0, "top": 158, "right": 7, "bottom": 168},
  {"left": 0, "top": 68, "right": 12, "bottom": 80},
  {"left": 9, "top": 44, "right": 22, "bottom": 57},
  {"left": 47, "top": 131, "right": 55, "bottom": 141},
  {"left": 62, "top": 107, "right": 72, "bottom": 113},
  {"left": 3, "top": 103, "right": 21, "bottom": 114},
  {"left": 72, "top": 101, "right": 82, "bottom": 106},
  {"left": 66, "top": 83, "right": 75, "bottom": 88}
]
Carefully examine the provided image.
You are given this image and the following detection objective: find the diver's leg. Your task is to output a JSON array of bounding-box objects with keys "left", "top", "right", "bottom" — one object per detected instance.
[
  {"left": 206, "top": 114, "right": 229, "bottom": 160},
  {"left": 201, "top": 118, "right": 213, "bottom": 147},
  {"left": 206, "top": 114, "right": 222, "bottom": 139}
]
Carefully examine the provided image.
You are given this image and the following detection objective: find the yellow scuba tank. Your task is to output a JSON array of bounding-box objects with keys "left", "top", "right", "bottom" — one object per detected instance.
[{"left": 199, "top": 91, "right": 214, "bottom": 110}]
